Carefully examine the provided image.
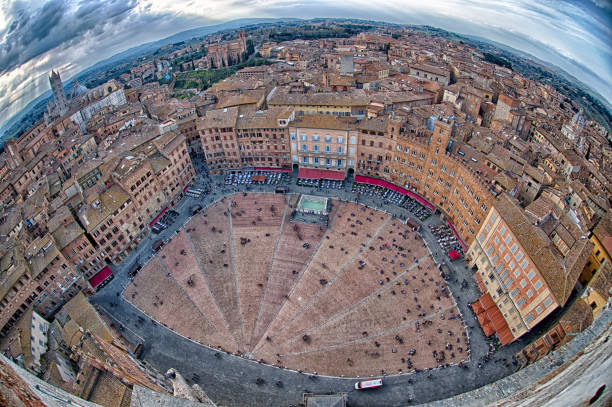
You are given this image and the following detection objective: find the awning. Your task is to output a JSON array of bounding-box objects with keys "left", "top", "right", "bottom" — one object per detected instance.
[
  {"left": 474, "top": 273, "right": 487, "bottom": 293},
  {"left": 183, "top": 185, "right": 189, "bottom": 192},
  {"left": 254, "top": 167, "right": 292, "bottom": 172},
  {"left": 353, "top": 175, "right": 435, "bottom": 210},
  {"left": 446, "top": 219, "right": 468, "bottom": 251},
  {"left": 89, "top": 266, "right": 112, "bottom": 289},
  {"left": 298, "top": 168, "right": 345, "bottom": 180},
  {"left": 481, "top": 321, "right": 495, "bottom": 336},
  {"left": 471, "top": 299, "right": 485, "bottom": 315},
  {"left": 448, "top": 250, "right": 461, "bottom": 260},
  {"left": 150, "top": 207, "right": 169, "bottom": 227},
  {"left": 252, "top": 175, "right": 266, "bottom": 182},
  {"left": 473, "top": 293, "right": 515, "bottom": 346}
]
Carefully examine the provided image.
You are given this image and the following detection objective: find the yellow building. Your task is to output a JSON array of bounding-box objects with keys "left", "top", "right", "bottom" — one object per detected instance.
[
  {"left": 583, "top": 260, "right": 612, "bottom": 318},
  {"left": 581, "top": 214, "right": 612, "bottom": 284}
]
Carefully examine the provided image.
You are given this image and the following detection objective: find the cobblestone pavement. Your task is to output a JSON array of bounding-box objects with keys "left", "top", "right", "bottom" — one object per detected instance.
[{"left": 91, "top": 165, "right": 560, "bottom": 407}]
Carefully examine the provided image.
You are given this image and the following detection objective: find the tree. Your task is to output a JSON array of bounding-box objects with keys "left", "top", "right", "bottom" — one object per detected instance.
[{"left": 246, "top": 39, "right": 255, "bottom": 56}]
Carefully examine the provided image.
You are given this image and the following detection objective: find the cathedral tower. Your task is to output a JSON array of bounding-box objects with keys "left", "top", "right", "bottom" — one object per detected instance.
[{"left": 49, "top": 70, "right": 68, "bottom": 116}]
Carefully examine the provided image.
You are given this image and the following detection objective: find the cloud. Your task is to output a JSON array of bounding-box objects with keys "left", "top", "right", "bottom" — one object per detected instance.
[{"left": 0, "top": 0, "right": 138, "bottom": 74}]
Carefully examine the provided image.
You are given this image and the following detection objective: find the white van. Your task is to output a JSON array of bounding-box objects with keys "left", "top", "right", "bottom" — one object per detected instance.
[{"left": 354, "top": 378, "right": 383, "bottom": 390}]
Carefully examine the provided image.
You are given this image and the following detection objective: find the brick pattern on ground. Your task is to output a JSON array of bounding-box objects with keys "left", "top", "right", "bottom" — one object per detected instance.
[
  {"left": 231, "top": 194, "right": 287, "bottom": 349},
  {"left": 259, "top": 219, "right": 430, "bottom": 350},
  {"left": 250, "top": 200, "right": 326, "bottom": 349},
  {"left": 254, "top": 202, "right": 388, "bottom": 351},
  {"left": 122, "top": 192, "right": 469, "bottom": 376},
  {"left": 185, "top": 199, "right": 244, "bottom": 349},
  {"left": 123, "top": 258, "right": 228, "bottom": 350},
  {"left": 158, "top": 229, "right": 238, "bottom": 352}
]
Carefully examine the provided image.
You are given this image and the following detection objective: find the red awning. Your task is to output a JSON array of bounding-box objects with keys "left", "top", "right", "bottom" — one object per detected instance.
[
  {"left": 446, "top": 219, "right": 468, "bottom": 251},
  {"left": 481, "top": 321, "right": 496, "bottom": 336},
  {"left": 476, "top": 309, "right": 490, "bottom": 326},
  {"left": 497, "top": 324, "right": 515, "bottom": 346},
  {"left": 474, "top": 293, "right": 515, "bottom": 345},
  {"left": 254, "top": 167, "right": 292, "bottom": 172},
  {"left": 89, "top": 266, "right": 112, "bottom": 289},
  {"left": 405, "top": 190, "right": 435, "bottom": 211},
  {"left": 252, "top": 175, "right": 266, "bottom": 182},
  {"left": 150, "top": 207, "right": 169, "bottom": 227},
  {"left": 183, "top": 185, "right": 189, "bottom": 192},
  {"left": 471, "top": 300, "right": 485, "bottom": 315},
  {"left": 298, "top": 168, "right": 345, "bottom": 180},
  {"left": 480, "top": 293, "right": 496, "bottom": 310},
  {"left": 354, "top": 175, "right": 435, "bottom": 210},
  {"left": 475, "top": 273, "right": 487, "bottom": 293},
  {"left": 448, "top": 250, "right": 461, "bottom": 260}
]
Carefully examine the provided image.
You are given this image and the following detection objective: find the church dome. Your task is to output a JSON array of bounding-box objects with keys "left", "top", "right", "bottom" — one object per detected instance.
[{"left": 71, "top": 80, "right": 88, "bottom": 98}]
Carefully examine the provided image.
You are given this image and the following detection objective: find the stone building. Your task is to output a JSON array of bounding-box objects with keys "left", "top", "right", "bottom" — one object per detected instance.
[{"left": 467, "top": 194, "right": 592, "bottom": 344}]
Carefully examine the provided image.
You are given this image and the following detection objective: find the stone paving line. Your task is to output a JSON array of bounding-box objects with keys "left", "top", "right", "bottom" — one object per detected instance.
[
  {"left": 271, "top": 253, "right": 431, "bottom": 352},
  {"left": 250, "top": 195, "right": 292, "bottom": 348},
  {"left": 281, "top": 304, "right": 456, "bottom": 357},
  {"left": 92, "top": 166, "right": 552, "bottom": 407},
  {"left": 267, "top": 214, "right": 393, "bottom": 342},
  {"left": 227, "top": 196, "right": 247, "bottom": 349}
]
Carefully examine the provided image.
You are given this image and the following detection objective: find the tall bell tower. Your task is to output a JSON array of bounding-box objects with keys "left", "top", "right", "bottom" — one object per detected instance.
[{"left": 49, "top": 70, "right": 68, "bottom": 116}]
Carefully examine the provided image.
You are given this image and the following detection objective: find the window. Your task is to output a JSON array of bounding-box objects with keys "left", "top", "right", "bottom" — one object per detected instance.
[
  {"left": 324, "top": 136, "right": 332, "bottom": 143},
  {"left": 536, "top": 306, "right": 543, "bottom": 314},
  {"left": 525, "top": 314, "right": 535, "bottom": 323},
  {"left": 520, "top": 279, "right": 527, "bottom": 288},
  {"left": 517, "top": 297, "right": 526, "bottom": 307},
  {"left": 300, "top": 135, "right": 307, "bottom": 141},
  {"left": 527, "top": 270, "right": 536, "bottom": 280},
  {"left": 510, "top": 243, "right": 518, "bottom": 253},
  {"left": 515, "top": 251, "right": 523, "bottom": 261},
  {"left": 513, "top": 269, "right": 520, "bottom": 278},
  {"left": 499, "top": 226, "right": 506, "bottom": 235},
  {"left": 337, "top": 136, "right": 344, "bottom": 144},
  {"left": 534, "top": 280, "right": 543, "bottom": 290},
  {"left": 527, "top": 289, "right": 533, "bottom": 298},
  {"left": 313, "top": 157, "right": 319, "bottom": 164},
  {"left": 302, "top": 156, "right": 308, "bottom": 164},
  {"left": 337, "top": 146, "right": 343, "bottom": 153},
  {"left": 313, "top": 145, "right": 319, "bottom": 152},
  {"left": 544, "top": 297, "right": 553, "bottom": 307},
  {"left": 511, "top": 288, "right": 519, "bottom": 298}
]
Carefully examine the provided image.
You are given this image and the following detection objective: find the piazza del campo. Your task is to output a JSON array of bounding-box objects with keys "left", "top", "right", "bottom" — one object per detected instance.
[{"left": 0, "top": 16, "right": 611, "bottom": 407}]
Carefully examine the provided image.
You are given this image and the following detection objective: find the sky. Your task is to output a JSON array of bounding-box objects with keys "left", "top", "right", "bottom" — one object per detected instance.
[{"left": 0, "top": 0, "right": 610, "bottom": 131}]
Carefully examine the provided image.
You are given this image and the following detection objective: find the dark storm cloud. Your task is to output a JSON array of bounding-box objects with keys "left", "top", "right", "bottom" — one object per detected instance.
[{"left": 0, "top": 0, "right": 138, "bottom": 74}]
